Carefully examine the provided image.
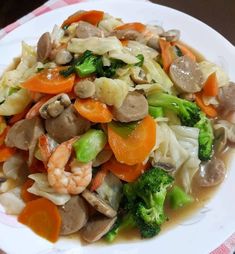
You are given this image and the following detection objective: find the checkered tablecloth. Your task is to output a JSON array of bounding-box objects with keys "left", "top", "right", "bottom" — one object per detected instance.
[{"left": 0, "top": 0, "right": 234, "bottom": 253}]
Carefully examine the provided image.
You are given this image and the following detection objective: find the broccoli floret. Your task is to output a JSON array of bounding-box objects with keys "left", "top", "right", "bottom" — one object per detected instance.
[
  {"left": 194, "top": 112, "right": 214, "bottom": 161},
  {"left": 75, "top": 54, "right": 100, "bottom": 77},
  {"left": 124, "top": 168, "right": 174, "bottom": 238},
  {"left": 135, "top": 215, "right": 161, "bottom": 238},
  {"left": 147, "top": 92, "right": 200, "bottom": 126}
]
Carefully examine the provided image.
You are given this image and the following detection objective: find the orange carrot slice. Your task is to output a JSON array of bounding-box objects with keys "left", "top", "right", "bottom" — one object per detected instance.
[
  {"left": 101, "top": 156, "right": 150, "bottom": 182},
  {"left": 195, "top": 92, "right": 218, "bottom": 118},
  {"left": 62, "top": 10, "right": 104, "bottom": 27},
  {"left": 115, "top": 22, "right": 146, "bottom": 33},
  {"left": 21, "top": 179, "right": 39, "bottom": 203},
  {"left": 159, "top": 38, "right": 174, "bottom": 72},
  {"left": 21, "top": 67, "right": 75, "bottom": 94},
  {"left": 74, "top": 98, "right": 113, "bottom": 123},
  {"left": 18, "top": 198, "right": 61, "bottom": 242},
  {"left": 108, "top": 115, "right": 156, "bottom": 165},
  {"left": 0, "top": 145, "right": 15, "bottom": 162},
  {"left": 202, "top": 72, "right": 219, "bottom": 97}
]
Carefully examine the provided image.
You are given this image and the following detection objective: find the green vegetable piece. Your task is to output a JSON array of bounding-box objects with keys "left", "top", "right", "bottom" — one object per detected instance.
[
  {"left": 105, "top": 213, "right": 136, "bottom": 242},
  {"left": 147, "top": 92, "right": 200, "bottom": 126},
  {"left": 108, "top": 121, "right": 139, "bottom": 138},
  {"left": 173, "top": 45, "right": 183, "bottom": 57},
  {"left": 135, "top": 54, "right": 144, "bottom": 67},
  {"left": 194, "top": 112, "right": 214, "bottom": 161},
  {"left": 73, "top": 129, "right": 107, "bottom": 163},
  {"left": 168, "top": 186, "right": 194, "bottom": 209},
  {"left": 148, "top": 106, "right": 164, "bottom": 118}
]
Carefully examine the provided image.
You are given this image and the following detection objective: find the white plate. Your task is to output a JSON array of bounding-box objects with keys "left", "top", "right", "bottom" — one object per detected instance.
[{"left": 0, "top": 1, "right": 235, "bottom": 253}]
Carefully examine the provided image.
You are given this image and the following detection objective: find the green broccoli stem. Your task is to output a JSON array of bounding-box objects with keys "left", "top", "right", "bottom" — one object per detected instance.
[
  {"left": 147, "top": 92, "right": 200, "bottom": 126},
  {"left": 168, "top": 186, "right": 194, "bottom": 209},
  {"left": 105, "top": 213, "right": 136, "bottom": 242},
  {"left": 148, "top": 106, "right": 164, "bottom": 118}
]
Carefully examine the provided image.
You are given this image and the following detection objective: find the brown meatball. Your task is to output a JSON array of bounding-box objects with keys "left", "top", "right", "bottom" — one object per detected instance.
[
  {"left": 76, "top": 21, "right": 103, "bottom": 38},
  {"left": 45, "top": 105, "right": 90, "bottom": 143},
  {"left": 196, "top": 158, "right": 226, "bottom": 187},
  {"left": 169, "top": 55, "right": 203, "bottom": 93},
  {"left": 74, "top": 79, "right": 95, "bottom": 99},
  {"left": 218, "top": 82, "right": 235, "bottom": 111},
  {"left": 81, "top": 214, "right": 117, "bottom": 243},
  {"left": 59, "top": 196, "right": 89, "bottom": 235},
  {"left": 112, "top": 91, "right": 148, "bottom": 122},
  {"left": 37, "top": 32, "right": 52, "bottom": 62}
]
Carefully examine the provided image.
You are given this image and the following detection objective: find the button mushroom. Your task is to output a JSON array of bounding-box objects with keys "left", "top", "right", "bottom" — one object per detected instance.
[
  {"left": 112, "top": 91, "right": 148, "bottom": 122},
  {"left": 160, "top": 29, "right": 180, "bottom": 42},
  {"left": 130, "top": 67, "right": 148, "bottom": 84},
  {"left": 55, "top": 49, "right": 73, "bottom": 65},
  {"left": 81, "top": 214, "right": 117, "bottom": 243},
  {"left": 59, "top": 196, "right": 89, "bottom": 235},
  {"left": 179, "top": 93, "right": 196, "bottom": 102},
  {"left": 196, "top": 158, "right": 226, "bottom": 187},
  {"left": 45, "top": 105, "right": 90, "bottom": 143},
  {"left": 169, "top": 55, "right": 203, "bottom": 93},
  {"left": 81, "top": 189, "right": 117, "bottom": 218},
  {"left": 37, "top": 32, "right": 52, "bottom": 62},
  {"left": 39, "top": 93, "right": 71, "bottom": 119},
  {"left": 74, "top": 79, "right": 95, "bottom": 99},
  {"left": 218, "top": 83, "right": 235, "bottom": 111},
  {"left": 5, "top": 117, "right": 44, "bottom": 165},
  {"left": 76, "top": 21, "right": 104, "bottom": 38}
]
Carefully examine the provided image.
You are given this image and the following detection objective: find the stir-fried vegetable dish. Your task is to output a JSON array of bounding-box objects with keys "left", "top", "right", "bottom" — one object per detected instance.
[{"left": 0, "top": 10, "right": 234, "bottom": 244}]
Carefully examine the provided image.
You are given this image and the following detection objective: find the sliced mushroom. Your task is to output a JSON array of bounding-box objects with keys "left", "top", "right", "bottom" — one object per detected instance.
[
  {"left": 55, "top": 49, "right": 72, "bottom": 65},
  {"left": 5, "top": 117, "right": 44, "bottom": 165},
  {"left": 92, "top": 149, "right": 113, "bottom": 167},
  {"left": 152, "top": 162, "right": 176, "bottom": 173},
  {"left": 111, "top": 29, "right": 143, "bottom": 41},
  {"left": 213, "top": 120, "right": 235, "bottom": 152},
  {"left": 59, "top": 196, "right": 89, "bottom": 235},
  {"left": 96, "top": 172, "right": 123, "bottom": 211},
  {"left": 144, "top": 25, "right": 164, "bottom": 50},
  {"left": 81, "top": 214, "right": 117, "bottom": 243},
  {"left": 160, "top": 29, "right": 180, "bottom": 42},
  {"left": 76, "top": 21, "right": 104, "bottom": 38},
  {"left": 39, "top": 93, "right": 71, "bottom": 119},
  {"left": 81, "top": 189, "right": 117, "bottom": 218},
  {"left": 74, "top": 79, "right": 95, "bottom": 99},
  {"left": 146, "top": 36, "right": 160, "bottom": 51},
  {"left": 130, "top": 67, "right": 147, "bottom": 84},
  {"left": 218, "top": 83, "right": 235, "bottom": 111},
  {"left": 37, "top": 32, "right": 52, "bottom": 62},
  {"left": 196, "top": 158, "right": 226, "bottom": 187},
  {"left": 169, "top": 55, "right": 203, "bottom": 93},
  {"left": 45, "top": 105, "right": 90, "bottom": 143},
  {"left": 112, "top": 91, "right": 148, "bottom": 122},
  {"left": 3, "top": 153, "right": 28, "bottom": 181}
]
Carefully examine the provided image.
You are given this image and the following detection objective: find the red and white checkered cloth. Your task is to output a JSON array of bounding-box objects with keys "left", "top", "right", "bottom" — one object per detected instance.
[
  {"left": 0, "top": 0, "right": 85, "bottom": 40},
  {"left": 0, "top": 0, "right": 234, "bottom": 253}
]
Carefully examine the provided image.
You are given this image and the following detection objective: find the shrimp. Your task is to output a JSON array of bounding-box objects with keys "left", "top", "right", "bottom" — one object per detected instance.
[{"left": 47, "top": 137, "right": 92, "bottom": 194}]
